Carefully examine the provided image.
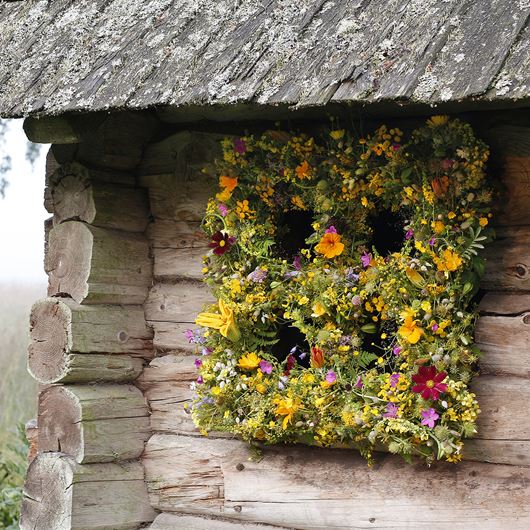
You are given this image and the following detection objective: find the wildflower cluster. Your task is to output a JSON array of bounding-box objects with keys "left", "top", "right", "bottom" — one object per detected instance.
[{"left": 189, "top": 117, "right": 493, "bottom": 464}]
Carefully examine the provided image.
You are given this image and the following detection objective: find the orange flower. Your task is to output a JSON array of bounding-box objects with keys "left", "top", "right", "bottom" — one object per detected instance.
[
  {"left": 310, "top": 346, "right": 325, "bottom": 368},
  {"left": 295, "top": 160, "right": 311, "bottom": 180},
  {"left": 435, "top": 248, "right": 462, "bottom": 272},
  {"left": 219, "top": 175, "right": 238, "bottom": 192},
  {"left": 398, "top": 316, "right": 423, "bottom": 344},
  {"left": 315, "top": 232, "right": 344, "bottom": 258}
]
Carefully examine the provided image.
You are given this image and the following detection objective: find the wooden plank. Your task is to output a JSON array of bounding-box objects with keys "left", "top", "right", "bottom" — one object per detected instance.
[
  {"left": 23, "top": 116, "right": 80, "bottom": 144},
  {"left": 150, "top": 321, "right": 200, "bottom": 354},
  {"left": 475, "top": 313, "right": 530, "bottom": 377},
  {"left": 25, "top": 419, "right": 38, "bottom": 464},
  {"left": 495, "top": 157, "right": 530, "bottom": 226},
  {"left": 148, "top": 512, "right": 289, "bottom": 530},
  {"left": 482, "top": 226, "right": 530, "bottom": 292},
  {"left": 38, "top": 384, "right": 150, "bottom": 464},
  {"left": 154, "top": 246, "right": 207, "bottom": 281},
  {"left": 143, "top": 433, "right": 530, "bottom": 529},
  {"left": 479, "top": 292, "right": 530, "bottom": 315},
  {"left": 21, "top": 453, "right": 156, "bottom": 530},
  {"left": 145, "top": 282, "right": 215, "bottom": 324}
]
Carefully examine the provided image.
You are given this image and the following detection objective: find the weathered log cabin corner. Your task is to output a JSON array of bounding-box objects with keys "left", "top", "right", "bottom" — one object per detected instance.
[{"left": 0, "top": 0, "right": 529, "bottom": 528}]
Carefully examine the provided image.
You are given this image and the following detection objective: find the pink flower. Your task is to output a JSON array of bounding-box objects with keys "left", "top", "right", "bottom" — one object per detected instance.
[
  {"left": 390, "top": 373, "right": 400, "bottom": 388},
  {"left": 325, "top": 370, "right": 337, "bottom": 384},
  {"left": 421, "top": 408, "right": 439, "bottom": 428},
  {"left": 393, "top": 346, "right": 402, "bottom": 356},
  {"left": 429, "top": 236, "right": 436, "bottom": 247},
  {"left": 361, "top": 252, "right": 372, "bottom": 268},
  {"left": 218, "top": 204, "right": 228, "bottom": 217},
  {"left": 259, "top": 360, "right": 273, "bottom": 374},
  {"left": 412, "top": 366, "right": 448, "bottom": 401},
  {"left": 405, "top": 229, "right": 414, "bottom": 240},
  {"left": 326, "top": 226, "right": 337, "bottom": 234},
  {"left": 431, "top": 323, "right": 439, "bottom": 332},
  {"left": 284, "top": 354, "right": 296, "bottom": 376},
  {"left": 355, "top": 376, "right": 363, "bottom": 388},
  {"left": 194, "top": 358, "right": 202, "bottom": 368},
  {"left": 197, "top": 376, "right": 204, "bottom": 385},
  {"left": 384, "top": 402, "right": 398, "bottom": 418},
  {"left": 234, "top": 138, "right": 246, "bottom": 154},
  {"left": 293, "top": 255, "right": 302, "bottom": 270}
]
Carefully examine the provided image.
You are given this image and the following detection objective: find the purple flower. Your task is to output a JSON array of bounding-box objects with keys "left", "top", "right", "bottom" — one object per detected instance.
[
  {"left": 201, "top": 347, "right": 212, "bottom": 356},
  {"left": 326, "top": 225, "right": 337, "bottom": 234},
  {"left": 247, "top": 267, "right": 268, "bottom": 283},
  {"left": 428, "top": 236, "right": 436, "bottom": 247},
  {"left": 383, "top": 402, "right": 398, "bottom": 418},
  {"left": 184, "top": 329, "right": 195, "bottom": 343},
  {"left": 293, "top": 255, "right": 302, "bottom": 271},
  {"left": 196, "top": 376, "right": 204, "bottom": 385},
  {"left": 355, "top": 376, "right": 363, "bottom": 388},
  {"left": 351, "top": 294, "right": 362, "bottom": 306},
  {"left": 421, "top": 408, "right": 440, "bottom": 428},
  {"left": 405, "top": 228, "right": 414, "bottom": 240},
  {"left": 218, "top": 203, "right": 228, "bottom": 217},
  {"left": 431, "top": 323, "right": 439, "bottom": 332},
  {"left": 361, "top": 252, "right": 372, "bottom": 268},
  {"left": 184, "top": 328, "right": 205, "bottom": 344},
  {"left": 339, "top": 335, "right": 352, "bottom": 346},
  {"left": 298, "top": 351, "right": 307, "bottom": 360},
  {"left": 393, "top": 346, "right": 402, "bottom": 356},
  {"left": 194, "top": 358, "right": 203, "bottom": 369},
  {"left": 234, "top": 138, "right": 247, "bottom": 154},
  {"left": 345, "top": 268, "right": 359, "bottom": 283},
  {"left": 390, "top": 373, "right": 401, "bottom": 388},
  {"left": 259, "top": 360, "right": 273, "bottom": 374},
  {"left": 325, "top": 370, "right": 337, "bottom": 384}
]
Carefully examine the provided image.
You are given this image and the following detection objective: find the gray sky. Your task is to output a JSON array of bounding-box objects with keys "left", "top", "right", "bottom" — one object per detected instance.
[{"left": 0, "top": 120, "right": 48, "bottom": 284}]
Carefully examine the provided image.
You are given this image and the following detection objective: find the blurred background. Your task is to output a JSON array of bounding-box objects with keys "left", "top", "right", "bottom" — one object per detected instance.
[{"left": 0, "top": 119, "right": 47, "bottom": 527}]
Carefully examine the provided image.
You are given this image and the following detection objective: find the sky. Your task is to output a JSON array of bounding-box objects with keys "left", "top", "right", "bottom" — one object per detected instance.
[{"left": 0, "top": 120, "right": 49, "bottom": 284}]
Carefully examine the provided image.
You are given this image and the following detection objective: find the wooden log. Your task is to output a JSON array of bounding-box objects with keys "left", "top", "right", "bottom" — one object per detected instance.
[
  {"left": 482, "top": 226, "right": 530, "bottom": 292},
  {"left": 154, "top": 247, "right": 206, "bottom": 281},
  {"left": 28, "top": 297, "right": 153, "bottom": 384},
  {"left": 479, "top": 292, "right": 530, "bottom": 315},
  {"left": 24, "top": 116, "right": 81, "bottom": 144},
  {"left": 145, "top": 282, "right": 215, "bottom": 324},
  {"left": 45, "top": 220, "right": 151, "bottom": 304},
  {"left": 25, "top": 419, "right": 38, "bottom": 464},
  {"left": 137, "top": 355, "right": 199, "bottom": 434},
  {"left": 38, "top": 384, "right": 150, "bottom": 464},
  {"left": 496, "top": 157, "right": 530, "bottom": 226},
  {"left": 21, "top": 453, "right": 156, "bottom": 530},
  {"left": 46, "top": 162, "right": 149, "bottom": 232},
  {"left": 148, "top": 512, "right": 289, "bottom": 530},
  {"left": 143, "top": 433, "right": 530, "bottom": 529},
  {"left": 475, "top": 312, "right": 530, "bottom": 377},
  {"left": 150, "top": 321, "right": 199, "bottom": 354}
]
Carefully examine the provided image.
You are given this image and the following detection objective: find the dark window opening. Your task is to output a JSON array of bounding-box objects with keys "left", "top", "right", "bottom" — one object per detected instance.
[
  {"left": 274, "top": 209, "right": 314, "bottom": 260},
  {"left": 271, "top": 324, "right": 310, "bottom": 368},
  {"left": 369, "top": 208, "right": 405, "bottom": 256}
]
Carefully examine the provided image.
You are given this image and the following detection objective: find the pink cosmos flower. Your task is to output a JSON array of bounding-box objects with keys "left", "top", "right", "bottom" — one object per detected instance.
[
  {"left": 259, "top": 360, "right": 273, "bottom": 374},
  {"left": 421, "top": 408, "right": 439, "bottom": 428},
  {"left": 412, "top": 366, "right": 448, "bottom": 401},
  {"left": 361, "top": 252, "right": 372, "bottom": 268},
  {"left": 384, "top": 402, "right": 398, "bottom": 418}
]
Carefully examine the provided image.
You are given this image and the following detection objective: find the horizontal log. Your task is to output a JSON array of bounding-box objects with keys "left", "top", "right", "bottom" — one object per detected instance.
[
  {"left": 145, "top": 282, "right": 215, "bottom": 324},
  {"left": 148, "top": 513, "right": 289, "bottom": 530},
  {"left": 46, "top": 220, "right": 151, "bottom": 304},
  {"left": 150, "top": 321, "right": 199, "bottom": 354},
  {"left": 38, "top": 384, "right": 150, "bottom": 463},
  {"left": 138, "top": 353, "right": 530, "bottom": 465},
  {"left": 496, "top": 156, "right": 530, "bottom": 226},
  {"left": 46, "top": 162, "right": 149, "bottom": 232},
  {"left": 24, "top": 115, "right": 80, "bottom": 144},
  {"left": 154, "top": 247, "right": 206, "bottom": 280},
  {"left": 143, "top": 433, "right": 530, "bottom": 529},
  {"left": 482, "top": 225, "right": 530, "bottom": 292},
  {"left": 28, "top": 297, "right": 153, "bottom": 384},
  {"left": 479, "top": 292, "right": 530, "bottom": 315},
  {"left": 25, "top": 419, "right": 38, "bottom": 464},
  {"left": 475, "top": 312, "right": 530, "bottom": 377},
  {"left": 21, "top": 453, "right": 156, "bottom": 530},
  {"left": 137, "top": 355, "right": 198, "bottom": 434}
]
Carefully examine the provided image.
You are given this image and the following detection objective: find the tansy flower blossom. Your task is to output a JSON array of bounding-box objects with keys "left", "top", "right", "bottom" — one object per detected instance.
[
  {"left": 196, "top": 299, "right": 240, "bottom": 341},
  {"left": 421, "top": 408, "right": 440, "bottom": 428},
  {"left": 273, "top": 396, "right": 301, "bottom": 429},
  {"left": 209, "top": 231, "right": 236, "bottom": 255},
  {"left": 237, "top": 352, "right": 261, "bottom": 371},
  {"left": 412, "top": 366, "right": 448, "bottom": 401},
  {"left": 398, "top": 316, "right": 423, "bottom": 344},
  {"left": 315, "top": 232, "right": 345, "bottom": 258}
]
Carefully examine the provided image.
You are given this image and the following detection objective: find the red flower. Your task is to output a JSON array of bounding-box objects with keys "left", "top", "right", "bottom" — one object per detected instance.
[
  {"left": 412, "top": 366, "right": 447, "bottom": 401},
  {"left": 209, "top": 231, "right": 236, "bottom": 255},
  {"left": 284, "top": 354, "right": 296, "bottom": 376}
]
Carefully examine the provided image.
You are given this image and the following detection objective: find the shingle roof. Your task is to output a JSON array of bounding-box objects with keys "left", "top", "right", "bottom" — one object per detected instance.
[{"left": 0, "top": 0, "right": 529, "bottom": 118}]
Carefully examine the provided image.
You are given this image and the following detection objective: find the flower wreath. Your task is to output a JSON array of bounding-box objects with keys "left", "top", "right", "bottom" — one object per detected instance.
[{"left": 189, "top": 116, "right": 493, "bottom": 464}]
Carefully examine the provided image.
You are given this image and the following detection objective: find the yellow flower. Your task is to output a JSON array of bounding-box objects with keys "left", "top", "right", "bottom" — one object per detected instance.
[
  {"left": 216, "top": 175, "right": 238, "bottom": 201},
  {"left": 427, "top": 115, "right": 449, "bottom": 127},
  {"left": 315, "top": 232, "right": 345, "bottom": 259},
  {"left": 291, "top": 195, "right": 306, "bottom": 209},
  {"left": 295, "top": 160, "right": 312, "bottom": 179},
  {"left": 330, "top": 129, "right": 345, "bottom": 140},
  {"left": 235, "top": 199, "right": 255, "bottom": 219},
  {"left": 196, "top": 299, "right": 240, "bottom": 341},
  {"left": 432, "top": 220, "right": 445, "bottom": 234},
  {"left": 230, "top": 278, "right": 242, "bottom": 295},
  {"left": 273, "top": 396, "right": 300, "bottom": 429},
  {"left": 237, "top": 352, "right": 261, "bottom": 371},
  {"left": 435, "top": 248, "right": 463, "bottom": 272},
  {"left": 298, "top": 296, "right": 309, "bottom": 305},
  {"left": 479, "top": 217, "right": 488, "bottom": 227},
  {"left": 406, "top": 267, "right": 425, "bottom": 288},
  {"left": 311, "top": 301, "right": 326, "bottom": 317},
  {"left": 361, "top": 196, "right": 369, "bottom": 207},
  {"left": 447, "top": 211, "right": 456, "bottom": 219},
  {"left": 398, "top": 316, "right": 423, "bottom": 344}
]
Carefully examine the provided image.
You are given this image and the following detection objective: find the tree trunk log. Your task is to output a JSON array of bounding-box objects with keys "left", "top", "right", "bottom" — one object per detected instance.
[
  {"left": 143, "top": 433, "right": 530, "bottom": 529},
  {"left": 45, "top": 220, "right": 151, "bottom": 304},
  {"left": 25, "top": 419, "right": 38, "bottom": 464},
  {"left": 38, "top": 384, "right": 150, "bottom": 463},
  {"left": 28, "top": 297, "right": 153, "bottom": 384},
  {"left": 21, "top": 453, "right": 156, "bottom": 530},
  {"left": 46, "top": 162, "right": 149, "bottom": 232},
  {"left": 24, "top": 116, "right": 81, "bottom": 144},
  {"left": 148, "top": 512, "right": 289, "bottom": 530}
]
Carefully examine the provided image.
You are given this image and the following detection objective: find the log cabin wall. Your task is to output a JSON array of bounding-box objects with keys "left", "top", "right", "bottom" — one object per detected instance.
[{"left": 20, "top": 112, "right": 530, "bottom": 529}]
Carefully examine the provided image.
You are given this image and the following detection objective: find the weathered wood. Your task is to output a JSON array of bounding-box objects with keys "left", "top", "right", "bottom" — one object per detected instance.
[
  {"left": 21, "top": 453, "right": 156, "bottom": 530},
  {"left": 475, "top": 313, "right": 530, "bottom": 377},
  {"left": 143, "top": 433, "right": 530, "bottom": 529},
  {"left": 137, "top": 355, "right": 198, "bottom": 434},
  {"left": 23, "top": 116, "right": 80, "bottom": 144},
  {"left": 154, "top": 247, "right": 206, "bottom": 280},
  {"left": 46, "top": 162, "right": 149, "bottom": 232},
  {"left": 145, "top": 282, "right": 215, "bottom": 324},
  {"left": 150, "top": 321, "right": 199, "bottom": 354},
  {"left": 482, "top": 226, "right": 530, "bottom": 292},
  {"left": 45, "top": 220, "right": 151, "bottom": 304},
  {"left": 38, "top": 384, "right": 150, "bottom": 464},
  {"left": 496, "top": 157, "right": 530, "bottom": 226},
  {"left": 25, "top": 419, "right": 38, "bottom": 464},
  {"left": 148, "top": 512, "right": 289, "bottom": 530},
  {"left": 28, "top": 297, "right": 153, "bottom": 384},
  {"left": 479, "top": 292, "right": 530, "bottom": 315}
]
